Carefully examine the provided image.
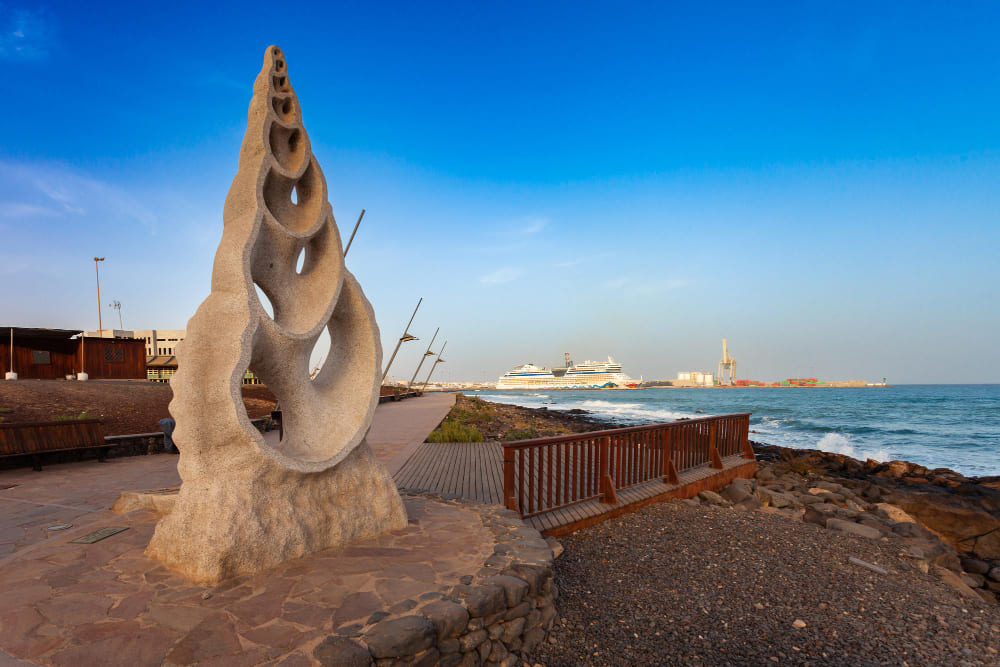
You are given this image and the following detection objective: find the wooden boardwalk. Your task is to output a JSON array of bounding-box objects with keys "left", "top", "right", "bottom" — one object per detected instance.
[
  {"left": 393, "top": 442, "right": 505, "bottom": 505},
  {"left": 393, "top": 441, "right": 755, "bottom": 536}
]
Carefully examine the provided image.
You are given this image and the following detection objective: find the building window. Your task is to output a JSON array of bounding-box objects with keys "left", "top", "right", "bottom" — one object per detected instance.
[
  {"left": 31, "top": 350, "right": 51, "bottom": 364},
  {"left": 105, "top": 347, "right": 124, "bottom": 363}
]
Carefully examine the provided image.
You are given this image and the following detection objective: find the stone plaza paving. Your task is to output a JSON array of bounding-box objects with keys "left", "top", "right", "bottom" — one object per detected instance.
[{"left": 0, "top": 393, "right": 560, "bottom": 665}]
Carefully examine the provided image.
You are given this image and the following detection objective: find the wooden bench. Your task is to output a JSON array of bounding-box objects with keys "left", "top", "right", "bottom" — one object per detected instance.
[{"left": 0, "top": 419, "right": 109, "bottom": 471}]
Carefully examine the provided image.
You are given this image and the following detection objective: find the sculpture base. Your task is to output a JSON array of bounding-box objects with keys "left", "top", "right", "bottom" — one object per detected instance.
[{"left": 146, "top": 441, "right": 407, "bottom": 584}]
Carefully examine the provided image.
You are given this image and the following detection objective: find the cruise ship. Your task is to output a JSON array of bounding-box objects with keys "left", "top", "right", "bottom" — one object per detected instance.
[{"left": 496, "top": 354, "right": 639, "bottom": 389}]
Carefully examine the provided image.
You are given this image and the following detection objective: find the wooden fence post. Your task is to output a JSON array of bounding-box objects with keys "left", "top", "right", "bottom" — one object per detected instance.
[
  {"left": 503, "top": 447, "right": 520, "bottom": 513},
  {"left": 709, "top": 422, "right": 723, "bottom": 469},
  {"left": 741, "top": 415, "right": 755, "bottom": 459},
  {"left": 661, "top": 428, "right": 680, "bottom": 485},
  {"left": 599, "top": 436, "right": 618, "bottom": 505}
]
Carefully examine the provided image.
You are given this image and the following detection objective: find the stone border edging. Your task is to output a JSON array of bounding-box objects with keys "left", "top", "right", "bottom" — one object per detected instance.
[{"left": 316, "top": 493, "right": 559, "bottom": 667}]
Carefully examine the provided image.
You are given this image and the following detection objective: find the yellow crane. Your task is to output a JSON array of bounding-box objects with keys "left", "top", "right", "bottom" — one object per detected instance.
[{"left": 718, "top": 338, "right": 736, "bottom": 386}]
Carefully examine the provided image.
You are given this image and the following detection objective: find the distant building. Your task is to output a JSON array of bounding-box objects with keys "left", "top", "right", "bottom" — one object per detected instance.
[
  {"left": 676, "top": 371, "right": 714, "bottom": 387},
  {"left": 89, "top": 327, "right": 260, "bottom": 385},
  {"left": 4, "top": 327, "right": 145, "bottom": 380}
]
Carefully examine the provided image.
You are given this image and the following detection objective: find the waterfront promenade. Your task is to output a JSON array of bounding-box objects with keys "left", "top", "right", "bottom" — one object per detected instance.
[{"left": 0, "top": 393, "right": 456, "bottom": 558}]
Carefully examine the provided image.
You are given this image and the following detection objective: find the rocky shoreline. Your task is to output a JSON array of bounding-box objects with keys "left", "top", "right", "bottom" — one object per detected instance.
[
  {"left": 459, "top": 395, "right": 1000, "bottom": 605},
  {"left": 738, "top": 442, "right": 1000, "bottom": 606}
]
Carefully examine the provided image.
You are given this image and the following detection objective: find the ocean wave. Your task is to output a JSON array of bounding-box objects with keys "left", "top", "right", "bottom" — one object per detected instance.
[{"left": 815, "top": 433, "right": 889, "bottom": 463}]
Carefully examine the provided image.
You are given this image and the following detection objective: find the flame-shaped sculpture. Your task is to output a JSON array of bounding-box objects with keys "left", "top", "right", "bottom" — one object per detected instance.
[{"left": 146, "top": 46, "right": 407, "bottom": 584}]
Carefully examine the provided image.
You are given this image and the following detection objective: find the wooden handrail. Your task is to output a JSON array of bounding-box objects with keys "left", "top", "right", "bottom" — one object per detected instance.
[
  {"left": 502, "top": 413, "right": 752, "bottom": 519},
  {"left": 501, "top": 413, "right": 752, "bottom": 450}
]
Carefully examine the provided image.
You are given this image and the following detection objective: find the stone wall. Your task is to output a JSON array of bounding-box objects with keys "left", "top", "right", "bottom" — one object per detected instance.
[{"left": 315, "top": 494, "right": 559, "bottom": 667}]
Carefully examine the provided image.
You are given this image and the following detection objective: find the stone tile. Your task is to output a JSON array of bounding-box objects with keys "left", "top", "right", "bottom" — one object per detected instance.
[
  {"left": 165, "top": 613, "right": 242, "bottom": 664},
  {"left": 228, "top": 594, "right": 289, "bottom": 628},
  {"left": 35, "top": 593, "right": 113, "bottom": 626},
  {"left": 331, "top": 591, "right": 382, "bottom": 627},
  {"left": 70, "top": 619, "right": 141, "bottom": 644},
  {"left": 0, "top": 583, "right": 51, "bottom": 614},
  {"left": 281, "top": 601, "right": 330, "bottom": 629},
  {"left": 49, "top": 626, "right": 178, "bottom": 667},
  {"left": 240, "top": 620, "right": 314, "bottom": 648},
  {"left": 144, "top": 603, "right": 213, "bottom": 633},
  {"left": 375, "top": 578, "right": 436, "bottom": 605},
  {"left": 109, "top": 590, "right": 154, "bottom": 619}
]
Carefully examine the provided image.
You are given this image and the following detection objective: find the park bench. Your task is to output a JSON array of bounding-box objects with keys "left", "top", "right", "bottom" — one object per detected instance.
[{"left": 0, "top": 418, "right": 109, "bottom": 471}]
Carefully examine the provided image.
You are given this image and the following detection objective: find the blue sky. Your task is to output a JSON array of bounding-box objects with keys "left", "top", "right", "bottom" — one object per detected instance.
[{"left": 1, "top": 1, "right": 998, "bottom": 383}]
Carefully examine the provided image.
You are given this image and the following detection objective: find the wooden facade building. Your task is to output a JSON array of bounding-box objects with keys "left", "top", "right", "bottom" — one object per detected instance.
[{"left": 2, "top": 328, "right": 146, "bottom": 380}]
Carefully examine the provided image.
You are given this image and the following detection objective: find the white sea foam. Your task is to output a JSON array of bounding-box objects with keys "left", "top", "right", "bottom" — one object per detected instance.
[{"left": 816, "top": 433, "right": 888, "bottom": 462}]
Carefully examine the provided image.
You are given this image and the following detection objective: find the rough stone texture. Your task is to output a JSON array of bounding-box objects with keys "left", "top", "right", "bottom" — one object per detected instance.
[
  {"left": 313, "top": 635, "right": 372, "bottom": 666},
  {"left": 0, "top": 491, "right": 558, "bottom": 664},
  {"left": 826, "top": 518, "right": 883, "bottom": 540},
  {"left": 363, "top": 615, "right": 436, "bottom": 659},
  {"left": 146, "top": 45, "right": 407, "bottom": 583}
]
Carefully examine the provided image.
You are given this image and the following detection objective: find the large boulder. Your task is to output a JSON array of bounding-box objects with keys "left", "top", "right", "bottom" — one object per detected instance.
[
  {"left": 894, "top": 494, "right": 1000, "bottom": 560},
  {"left": 826, "top": 518, "right": 882, "bottom": 540},
  {"left": 758, "top": 487, "right": 797, "bottom": 509}
]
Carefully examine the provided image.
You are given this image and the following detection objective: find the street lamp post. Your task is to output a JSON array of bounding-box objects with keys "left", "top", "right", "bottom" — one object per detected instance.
[
  {"left": 93, "top": 257, "right": 105, "bottom": 334},
  {"left": 407, "top": 327, "right": 439, "bottom": 389},
  {"left": 109, "top": 300, "right": 123, "bottom": 330},
  {"left": 343, "top": 209, "right": 365, "bottom": 256},
  {"left": 381, "top": 297, "right": 422, "bottom": 383},
  {"left": 420, "top": 341, "right": 447, "bottom": 393}
]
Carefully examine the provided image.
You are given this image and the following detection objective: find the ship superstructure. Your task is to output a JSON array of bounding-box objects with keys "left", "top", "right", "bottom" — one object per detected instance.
[{"left": 497, "top": 353, "right": 638, "bottom": 389}]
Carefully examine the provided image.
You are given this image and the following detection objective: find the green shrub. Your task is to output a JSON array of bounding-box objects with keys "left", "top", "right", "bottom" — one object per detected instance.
[
  {"left": 55, "top": 411, "right": 89, "bottom": 421},
  {"left": 427, "top": 418, "right": 484, "bottom": 443},
  {"left": 504, "top": 428, "right": 538, "bottom": 441}
]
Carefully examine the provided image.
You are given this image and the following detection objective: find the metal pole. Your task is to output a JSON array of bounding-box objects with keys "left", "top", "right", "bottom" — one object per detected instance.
[
  {"left": 93, "top": 257, "right": 105, "bottom": 333},
  {"left": 344, "top": 209, "right": 365, "bottom": 256},
  {"left": 381, "top": 297, "right": 422, "bottom": 383},
  {"left": 420, "top": 341, "right": 447, "bottom": 393},
  {"left": 407, "top": 327, "right": 439, "bottom": 389},
  {"left": 8, "top": 327, "right": 13, "bottom": 374}
]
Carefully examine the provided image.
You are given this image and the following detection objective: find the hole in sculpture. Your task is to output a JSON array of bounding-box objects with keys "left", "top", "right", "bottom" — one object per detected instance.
[
  {"left": 295, "top": 246, "right": 306, "bottom": 274},
  {"left": 276, "top": 59, "right": 285, "bottom": 71},
  {"left": 269, "top": 123, "right": 305, "bottom": 172},
  {"left": 309, "top": 327, "right": 331, "bottom": 379},
  {"left": 254, "top": 283, "right": 275, "bottom": 319},
  {"left": 273, "top": 75, "right": 289, "bottom": 92},
  {"left": 262, "top": 160, "right": 323, "bottom": 233},
  {"left": 272, "top": 96, "right": 294, "bottom": 120}
]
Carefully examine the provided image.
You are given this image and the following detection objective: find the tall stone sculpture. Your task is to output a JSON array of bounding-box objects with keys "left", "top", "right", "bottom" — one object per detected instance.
[{"left": 147, "top": 46, "right": 407, "bottom": 584}]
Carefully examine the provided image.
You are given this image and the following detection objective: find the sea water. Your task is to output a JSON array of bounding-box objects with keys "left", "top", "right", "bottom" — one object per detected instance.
[{"left": 470, "top": 385, "right": 1000, "bottom": 477}]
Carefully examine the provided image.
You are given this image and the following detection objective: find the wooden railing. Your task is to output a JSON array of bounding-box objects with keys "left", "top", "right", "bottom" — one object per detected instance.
[{"left": 502, "top": 413, "right": 752, "bottom": 517}]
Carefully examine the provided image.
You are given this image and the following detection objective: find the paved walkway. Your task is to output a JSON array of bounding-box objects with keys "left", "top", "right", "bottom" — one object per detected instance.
[{"left": 0, "top": 394, "right": 455, "bottom": 559}]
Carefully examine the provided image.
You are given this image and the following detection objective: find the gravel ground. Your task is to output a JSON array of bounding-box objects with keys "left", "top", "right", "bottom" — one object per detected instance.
[
  {"left": 0, "top": 380, "right": 277, "bottom": 434},
  {"left": 534, "top": 502, "right": 1000, "bottom": 666}
]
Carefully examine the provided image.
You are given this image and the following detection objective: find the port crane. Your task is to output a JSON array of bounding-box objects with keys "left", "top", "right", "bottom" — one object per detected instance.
[{"left": 717, "top": 338, "right": 736, "bottom": 385}]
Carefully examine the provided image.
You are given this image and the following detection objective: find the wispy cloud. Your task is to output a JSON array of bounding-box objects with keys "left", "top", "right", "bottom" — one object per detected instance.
[
  {"left": 0, "top": 160, "right": 160, "bottom": 233},
  {"left": 480, "top": 266, "right": 523, "bottom": 284},
  {"left": 602, "top": 276, "right": 688, "bottom": 295},
  {"left": 0, "top": 7, "right": 53, "bottom": 61},
  {"left": 520, "top": 216, "right": 548, "bottom": 235},
  {"left": 0, "top": 202, "right": 62, "bottom": 219}
]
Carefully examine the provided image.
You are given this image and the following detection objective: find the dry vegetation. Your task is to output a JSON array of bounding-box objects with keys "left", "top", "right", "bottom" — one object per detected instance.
[{"left": 426, "top": 393, "right": 613, "bottom": 442}]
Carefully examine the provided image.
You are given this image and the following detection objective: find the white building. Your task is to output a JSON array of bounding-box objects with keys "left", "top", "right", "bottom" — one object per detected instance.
[
  {"left": 86, "top": 328, "right": 186, "bottom": 356},
  {"left": 676, "top": 371, "right": 714, "bottom": 386}
]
